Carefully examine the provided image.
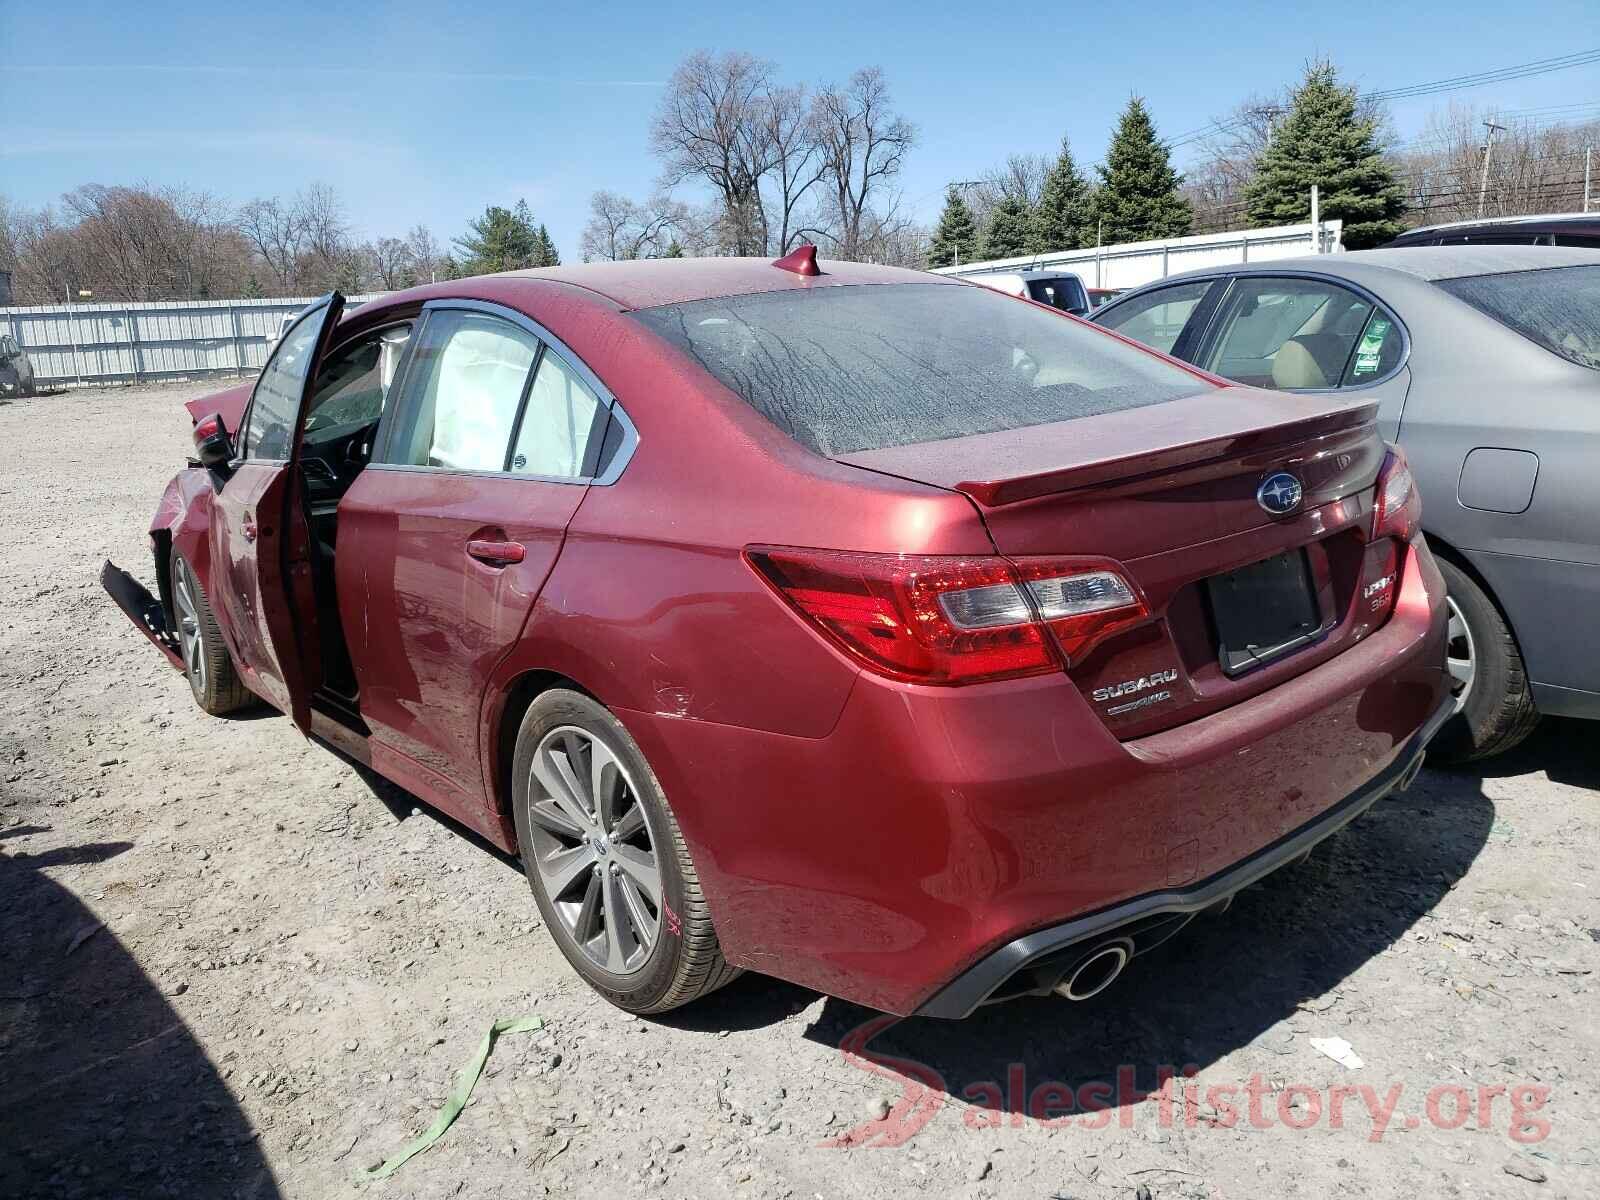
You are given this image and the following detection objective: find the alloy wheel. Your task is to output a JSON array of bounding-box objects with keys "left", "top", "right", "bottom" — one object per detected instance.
[
  {"left": 173, "top": 559, "right": 206, "bottom": 694},
  {"left": 1445, "top": 593, "right": 1476, "bottom": 709},
  {"left": 525, "top": 725, "right": 662, "bottom": 975}
]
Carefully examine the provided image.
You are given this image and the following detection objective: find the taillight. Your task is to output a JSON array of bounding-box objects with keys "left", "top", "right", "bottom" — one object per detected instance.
[
  {"left": 1373, "top": 446, "right": 1420, "bottom": 542},
  {"left": 745, "top": 547, "right": 1148, "bottom": 685}
]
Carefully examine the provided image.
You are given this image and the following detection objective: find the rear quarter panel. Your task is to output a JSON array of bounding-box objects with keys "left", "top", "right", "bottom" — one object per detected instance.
[{"left": 1396, "top": 300, "right": 1600, "bottom": 693}]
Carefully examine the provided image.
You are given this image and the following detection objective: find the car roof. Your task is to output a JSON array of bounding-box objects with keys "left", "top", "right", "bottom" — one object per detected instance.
[
  {"left": 1397, "top": 210, "right": 1600, "bottom": 237},
  {"left": 492, "top": 256, "right": 953, "bottom": 311},
  {"left": 1109, "top": 244, "right": 1600, "bottom": 294}
]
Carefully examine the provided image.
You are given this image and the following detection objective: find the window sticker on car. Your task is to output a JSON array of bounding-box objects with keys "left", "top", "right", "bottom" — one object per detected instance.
[{"left": 1351, "top": 317, "right": 1392, "bottom": 377}]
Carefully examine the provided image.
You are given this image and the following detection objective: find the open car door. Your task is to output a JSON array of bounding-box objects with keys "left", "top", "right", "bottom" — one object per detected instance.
[{"left": 210, "top": 292, "right": 345, "bottom": 735}]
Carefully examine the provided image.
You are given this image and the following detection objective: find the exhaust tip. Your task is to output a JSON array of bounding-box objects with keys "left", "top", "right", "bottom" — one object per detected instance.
[
  {"left": 1052, "top": 940, "right": 1132, "bottom": 1002},
  {"left": 1394, "top": 754, "right": 1425, "bottom": 794}
]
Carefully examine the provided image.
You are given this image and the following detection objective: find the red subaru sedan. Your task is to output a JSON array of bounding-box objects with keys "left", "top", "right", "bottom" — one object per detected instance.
[{"left": 103, "top": 250, "right": 1450, "bottom": 1018}]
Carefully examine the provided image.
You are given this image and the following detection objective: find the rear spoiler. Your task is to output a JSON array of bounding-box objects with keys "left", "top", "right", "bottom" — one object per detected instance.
[{"left": 954, "top": 402, "right": 1379, "bottom": 508}]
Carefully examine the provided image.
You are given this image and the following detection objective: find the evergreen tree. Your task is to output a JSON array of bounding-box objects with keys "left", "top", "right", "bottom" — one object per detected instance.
[
  {"left": 1031, "top": 136, "right": 1092, "bottom": 252},
  {"left": 981, "top": 195, "right": 1034, "bottom": 260},
  {"left": 533, "top": 224, "right": 561, "bottom": 267},
  {"left": 454, "top": 199, "right": 543, "bottom": 274},
  {"left": 1244, "top": 60, "right": 1406, "bottom": 249},
  {"left": 660, "top": 239, "right": 686, "bottom": 258},
  {"left": 1092, "top": 97, "right": 1191, "bottom": 244},
  {"left": 927, "top": 188, "right": 980, "bottom": 268}
]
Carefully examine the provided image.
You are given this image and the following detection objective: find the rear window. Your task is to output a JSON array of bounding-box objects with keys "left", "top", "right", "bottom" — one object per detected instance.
[
  {"left": 1436, "top": 264, "right": 1600, "bottom": 371},
  {"left": 632, "top": 283, "right": 1207, "bottom": 455}
]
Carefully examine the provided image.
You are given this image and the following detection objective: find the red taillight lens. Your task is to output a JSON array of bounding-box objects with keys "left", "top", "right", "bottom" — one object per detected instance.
[
  {"left": 745, "top": 547, "right": 1148, "bottom": 685},
  {"left": 1373, "top": 446, "right": 1420, "bottom": 542}
]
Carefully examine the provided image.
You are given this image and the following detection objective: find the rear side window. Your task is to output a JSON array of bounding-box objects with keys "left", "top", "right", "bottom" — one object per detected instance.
[
  {"left": 1095, "top": 281, "right": 1210, "bottom": 354},
  {"left": 632, "top": 283, "right": 1205, "bottom": 456},
  {"left": 510, "top": 351, "right": 602, "bottom": 477},
  {"left": 385, "top": 311, "right": 539, "bottom": 471},
  {"left": 1200, "top": 277, "right": 1380, "bottom": 391},
  {"left": 1437, "top": 265, "right": 1600, "bottom": 371}
]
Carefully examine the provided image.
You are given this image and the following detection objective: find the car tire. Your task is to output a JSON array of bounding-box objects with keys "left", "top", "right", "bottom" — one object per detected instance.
[
  {"left": 1428, "top": 557, "right": 1541, "bottom": 765},
  {"left": 170, "top": 552, "right": 253, "bottom": 716},
  {"left": 511, "top": 688, "right": 739, "bottom": 1013}
]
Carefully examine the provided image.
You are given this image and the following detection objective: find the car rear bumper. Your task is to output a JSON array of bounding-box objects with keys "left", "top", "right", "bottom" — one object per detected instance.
[
  {"left": 914, "top": 690, "right": 1452, "bottom": 1017},
  {"left": 612, "top": 534, "right": 1450, "bottom": 1016}
]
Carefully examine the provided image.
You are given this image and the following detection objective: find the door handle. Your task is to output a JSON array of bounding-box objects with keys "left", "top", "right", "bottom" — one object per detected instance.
[{"left": 466, "top": 539, "right": 525, "bottom": 566}]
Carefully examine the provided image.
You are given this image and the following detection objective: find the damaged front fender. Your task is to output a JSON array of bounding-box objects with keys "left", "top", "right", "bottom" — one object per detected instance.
[{"left": 103, "top": 466, "right": 218, "bottom": 674}]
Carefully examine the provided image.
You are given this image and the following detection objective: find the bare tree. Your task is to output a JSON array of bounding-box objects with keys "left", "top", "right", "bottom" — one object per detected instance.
[
  {"left": 581, "top": 191, "right": 700, "bottom": 260},
  {"left": 651, "top": 50, "right": 779, "bottom": 255},
  {"left": 5, "top": 203, "right": 78, "bottom": 304},
  {"left": 405, "top": 225, "right": 444, "bottom": 283},
  {"left": 1392, "top": 104, "right": 1599, "bottom": 224},
  {"left": 811, "top": 68, "right": 916, "bottom": 261},
  {"left": 761, "top": 83, "right": 828, "bottom": 252},
  {"left": 367, "top": 237, "right": 415, "bottom": 289},
  {"left": 969, "top": 152, "right": 1049, "bottom": 229},
  {"left": 236, "top": 197, "right": 304, "bottom": 291},
  {"left": 294, "top": 182, "right": 349, "bottom": 284}
]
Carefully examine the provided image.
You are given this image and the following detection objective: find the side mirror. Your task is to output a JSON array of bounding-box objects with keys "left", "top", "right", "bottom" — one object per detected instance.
[{"left": 194, "top": 412, "right": 235, "bottom": 477}]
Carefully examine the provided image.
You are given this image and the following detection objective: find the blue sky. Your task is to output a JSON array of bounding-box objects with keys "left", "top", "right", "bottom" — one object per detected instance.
[{"left": 3, "top": 0, "right": 1597, "bottom": 261}]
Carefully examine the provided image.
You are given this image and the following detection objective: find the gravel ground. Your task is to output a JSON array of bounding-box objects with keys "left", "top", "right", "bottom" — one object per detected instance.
[{"left": 1, "top": 380, "right": 1596, "bottom": 1200}]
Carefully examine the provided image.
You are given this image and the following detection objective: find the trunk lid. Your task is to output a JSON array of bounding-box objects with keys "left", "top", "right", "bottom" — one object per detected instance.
[{"left": 837, "top": 386, "right": 1395, "bottom": 737}]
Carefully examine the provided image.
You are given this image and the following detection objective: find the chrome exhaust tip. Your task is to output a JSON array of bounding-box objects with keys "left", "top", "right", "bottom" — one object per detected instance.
[{"left": 1051, "top": 939, "right": 1133, "bottom": 1002}]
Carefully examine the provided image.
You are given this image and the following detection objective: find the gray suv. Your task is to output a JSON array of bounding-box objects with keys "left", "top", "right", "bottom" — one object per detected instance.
[
  {"left": 1093, "top": 246, "right": 1600, "bottom": 762},
  {"left": 0, "top": 333, "right": 35, "bottom": 398}
]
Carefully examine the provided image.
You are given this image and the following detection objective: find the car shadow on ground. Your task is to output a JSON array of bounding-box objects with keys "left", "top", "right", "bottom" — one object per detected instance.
[
  {"left": 0, "top": 838, "right": 282, "bottom": 1200},
  {"left": 781, "top": 757, "right": 1499, "bottom": 1111},
  {"left": 1459, "top": 717, "right": 1596, "bottom": 792}
]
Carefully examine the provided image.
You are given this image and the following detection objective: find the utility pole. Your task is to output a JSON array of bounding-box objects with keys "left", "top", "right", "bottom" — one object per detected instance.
[
  {"left": 1310, "top": 184, "right": 1321, "bottom": 253},
  {"left": 1477, "top": 121, "right": 1506, "bottom": 219},
  {"left": 1585, "top": 146, "right": 1593, "bottom": 214}
]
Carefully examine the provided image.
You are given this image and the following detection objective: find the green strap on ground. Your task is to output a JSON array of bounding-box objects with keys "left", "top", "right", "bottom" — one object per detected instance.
[{"left": 358, "top": 1015, "right": 545, "bottom": 1181}]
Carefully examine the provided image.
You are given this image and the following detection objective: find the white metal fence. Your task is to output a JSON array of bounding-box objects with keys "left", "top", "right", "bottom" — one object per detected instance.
[
  {"left": 0, "top": 294, "right": 385, "bottom": 391},
  {"left": 935, "top": 220, "right": 1344, "bottom": 291}
]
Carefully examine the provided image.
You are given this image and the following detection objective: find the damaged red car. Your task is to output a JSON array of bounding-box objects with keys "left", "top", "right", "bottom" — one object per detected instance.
[{"left": 103, "top": 250, "right": 1451, "bottom": 1017}]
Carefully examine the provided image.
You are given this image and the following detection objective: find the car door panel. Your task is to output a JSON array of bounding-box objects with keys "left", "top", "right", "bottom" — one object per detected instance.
[
  {"left": 211, "top": 295, "right": 344, "bottom": 730},
  {"left": 335, "top": 469, "right": 586, "bottom": 816},
  {"left": 333, "top": 301, "right": 610, "bottom": 824}
]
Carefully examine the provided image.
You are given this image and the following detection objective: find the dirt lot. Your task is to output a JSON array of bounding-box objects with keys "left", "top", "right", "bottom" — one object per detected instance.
[{"left": 1, "top": 380, "right": 1597, "bottom": 1200}]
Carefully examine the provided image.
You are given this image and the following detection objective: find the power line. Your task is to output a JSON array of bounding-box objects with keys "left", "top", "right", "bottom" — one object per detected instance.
[{"left": 1165, "top": 48, "right": 1600, "bottom": 151}]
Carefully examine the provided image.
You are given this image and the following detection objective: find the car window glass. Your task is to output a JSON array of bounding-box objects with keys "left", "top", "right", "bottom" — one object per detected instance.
[
  {"left": 244, "top": 310, "right": 323, "bottom": 460},
  {"left": 1095, "top": 281, "right": 1210, "bottom": 354},
  {"left": 303, "top": 324, "right": 412, "bottom": 444},
  {"left": 386, "top": 311, "right": 539, "bottom": 471},
  {"left": 1340, "top": 309, "right": 1404, "bottom": 386},
  {"left": 1437, "top": 264, "right": 1600, "bottom": 371},
  {"left": 1201, "top": 277, "right": 1373, "bottom": 391},
  {"left": 633, "top": 283, "right": 1207, "bottom": 456},
  {"left": 1026, "top": 277, "right": 1087, "bottom": 313},
  {"left": 509, "top": 351, "right": 601, "bottom": 478}
]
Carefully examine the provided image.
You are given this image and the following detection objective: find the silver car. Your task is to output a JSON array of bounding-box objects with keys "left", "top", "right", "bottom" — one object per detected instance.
[{"left": 1093, "top": 246, "right": 1600, "bottom": 762}]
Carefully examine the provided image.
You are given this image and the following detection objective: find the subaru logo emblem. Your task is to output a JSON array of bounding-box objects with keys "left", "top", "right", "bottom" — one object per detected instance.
[{"left": 1257, "top": 472, "right": 1304, "bottom": 516}]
